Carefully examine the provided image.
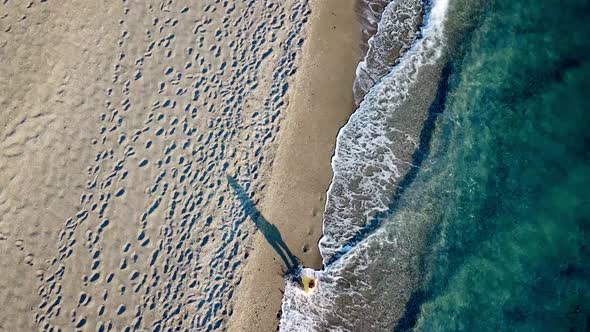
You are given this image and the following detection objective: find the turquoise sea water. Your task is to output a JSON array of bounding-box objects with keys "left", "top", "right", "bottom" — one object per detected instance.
[
  {"left": 414, "top": 0, "right": 590, "bottom": 329},
  {"left": 280, "top": 0, "right": 589, "bottom": 330}
]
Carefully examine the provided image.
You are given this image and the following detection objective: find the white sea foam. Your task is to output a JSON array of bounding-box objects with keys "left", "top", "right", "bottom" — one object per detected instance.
[
  {"left": 320, "top": 0, "right": 449, "bottom": 264},
  {"left": 353, "top": 0, "right": 424, "bottom": 104},
  {"left": 280, "top": 0, "right": 450, "bottom": 330}
]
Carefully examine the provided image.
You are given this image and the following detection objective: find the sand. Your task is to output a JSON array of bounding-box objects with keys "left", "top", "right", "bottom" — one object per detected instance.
[
  {"left": 0, "top": 0, "right": 321, "bottom": 330},
  {"left": 1, "top": 2, "right": 123, "bottom": 330},
  {"left": 227, "top": 0, "right": 360, "bottom": 330}
]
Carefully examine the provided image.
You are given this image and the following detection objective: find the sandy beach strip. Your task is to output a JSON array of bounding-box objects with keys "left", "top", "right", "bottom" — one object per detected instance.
[
  {"left": 228, "top": 0, "right": 360, "bottom": 330},
  {"left": 0, "top": 1, "right": 323, "bottom": 330}
]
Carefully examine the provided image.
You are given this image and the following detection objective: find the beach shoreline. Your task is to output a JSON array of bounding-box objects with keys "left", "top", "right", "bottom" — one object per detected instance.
[{"left": 227, "top": 0, "right": 360, "bottom": 330}]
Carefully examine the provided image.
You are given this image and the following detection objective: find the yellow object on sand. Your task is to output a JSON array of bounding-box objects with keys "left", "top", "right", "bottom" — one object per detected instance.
[{"left": 301, "top": 268, "right": 318, "bottom": 294}]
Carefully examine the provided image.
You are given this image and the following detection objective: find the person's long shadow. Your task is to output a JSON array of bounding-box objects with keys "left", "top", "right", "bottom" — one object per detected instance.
[{"left": 227, "top": 175, "right": 300, "bottom": 274}]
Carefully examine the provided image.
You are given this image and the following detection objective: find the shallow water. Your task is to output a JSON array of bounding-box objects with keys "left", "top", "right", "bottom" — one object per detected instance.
[{"left": 280, "top": 0, "right": 590, "bottom": 330}]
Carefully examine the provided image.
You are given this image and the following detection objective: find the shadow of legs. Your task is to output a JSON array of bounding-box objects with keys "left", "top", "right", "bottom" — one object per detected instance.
[{"left": 227, "top": 175, "right": 300, "bottom": 273}]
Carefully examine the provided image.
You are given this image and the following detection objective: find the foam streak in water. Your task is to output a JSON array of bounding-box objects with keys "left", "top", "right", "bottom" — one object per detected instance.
[{"left": 353, "top": 0, "right": 425, "bottom": 105}]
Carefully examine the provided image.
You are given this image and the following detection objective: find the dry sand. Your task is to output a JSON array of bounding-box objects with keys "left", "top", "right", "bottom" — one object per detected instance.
[
  {"left": 1, "top": 2, "right": 123, "bottom": 330},
  {"left": 228, "top": 0, "right": 360, "bottom": 330}
]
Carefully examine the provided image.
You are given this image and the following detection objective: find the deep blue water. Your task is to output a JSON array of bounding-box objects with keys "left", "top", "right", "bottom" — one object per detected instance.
[{"left": 413, "top": 0, "right": 590, "bottom": 329}]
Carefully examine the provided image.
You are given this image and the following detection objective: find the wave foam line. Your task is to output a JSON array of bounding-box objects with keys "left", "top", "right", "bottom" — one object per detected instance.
[
  {"left": 318, "top": 0, "right": 449, "bottom": 267},
  {"left": 279, "top": 0, "right": 451, "bottom": 329}
]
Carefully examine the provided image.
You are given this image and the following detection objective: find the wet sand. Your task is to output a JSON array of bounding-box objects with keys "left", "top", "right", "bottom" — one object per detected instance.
[{"left": 228, "top": 0, "right": 360, "bottom": 330}]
